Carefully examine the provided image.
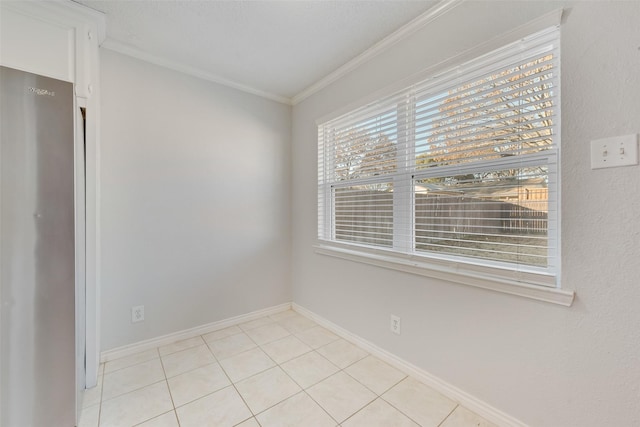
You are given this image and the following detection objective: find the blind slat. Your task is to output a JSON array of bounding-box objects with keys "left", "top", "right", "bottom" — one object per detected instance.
[{"left": 318, "top": 25, "right": 560, "bottom": 276}]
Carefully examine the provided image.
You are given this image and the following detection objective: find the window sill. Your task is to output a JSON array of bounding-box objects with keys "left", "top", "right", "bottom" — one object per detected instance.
[{"left": 314, "top": 243, "right": 575, "bottom": 307}]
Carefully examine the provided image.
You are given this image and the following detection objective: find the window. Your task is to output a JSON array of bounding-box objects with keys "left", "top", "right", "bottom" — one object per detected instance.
[{"left": 318, "top": 26, "right": 567, "bottom": 298}]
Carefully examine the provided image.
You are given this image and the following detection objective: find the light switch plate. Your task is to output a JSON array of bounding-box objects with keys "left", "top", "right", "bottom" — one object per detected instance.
[{"left": 590, "top": 134, "right": 638, "bottom": 169}]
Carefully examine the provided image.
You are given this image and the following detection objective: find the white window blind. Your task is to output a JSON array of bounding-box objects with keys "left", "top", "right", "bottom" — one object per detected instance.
[{"left": 318, "top": 26, "right": 560, "bottom": 287}]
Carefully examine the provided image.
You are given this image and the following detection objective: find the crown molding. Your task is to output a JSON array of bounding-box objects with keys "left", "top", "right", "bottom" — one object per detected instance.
[
  {"left": 291, "top": 0, "right": 463, "bottom": 105},
  {"left": 96, "top": 0, "right": 463, "bottom": 107},
  {"left": 4, "top": 0, "right": 106, "bottom": 43},
  {"left": 101, "top": 38, "right": 293, "bottom": 106},
  {"left": 314, "top": 7, "right": 564, "bottom": 126}
]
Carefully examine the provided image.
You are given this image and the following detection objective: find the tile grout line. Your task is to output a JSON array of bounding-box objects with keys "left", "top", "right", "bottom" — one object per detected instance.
[
  {"left": 236, "top": 319, "right": 305, "bottom": 420},
  {"left": 338, "top": 393, "right": 379, "bottom": 426},
  {"left": 99, "top": 348, "right": 167, "bottom": 406},
  {"left": 102, "top": 349, "right": 159, "bottom": 376},
  {"left": 157, "top": 335, "right": 206, "bottom": 358},
  {"left": 292, "top": 309, "right": 431, "bottom": 426},
  {"left": 255, "top": 321, "right": 342, "bottom": 425},
  {"left": 156, "top": 346, "right": 182, "bottom": 427},
  {"left": 340, "top": 349, "right": 430, "bottom": 425},
  {"left": 266, "top": 343, "right": 340, "bottom": 426},
  {"left": 202, "top": 332, "right": 257, "bottom": 426},
  {"left": 264, "top": 315, "right": 407, "bottom": 426},
  {"left": 368, "top": 393, "right": 432, "bottom": 427},
  {"left": 99, "top": 379, "right": 167, "bottom": 405},
  {"left": 437, "top": 403, "right": 459, "bottom": 427},
  {"left": 220, "top": 314, "right": 342, "bottom": 424},
  {"left": 379, "top": 392, "right": 427, "bottom": 427},
  {"left": 132, "top": 348, "right": 177, "bottom": 427},
  {"left": 99, "top": 348, "right": 175, "bottom": 427},
  {"left": 299, "top": 388, "right": 341, "bottom": 426},
  {"left": 309, "top": 345, "right": 406, "bottom": 426},
  {"left": 264, "top": 319, "right": 368, "bottom": 426},
  {"left": 95, "top": 363, "right": 105, "bottom": 427},
  {"left": 130, "top": 410, "right": 176, "bottom": 427}
]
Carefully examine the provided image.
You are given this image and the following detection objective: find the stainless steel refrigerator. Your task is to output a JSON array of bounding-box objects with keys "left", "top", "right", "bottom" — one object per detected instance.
[{"left": 1, "top": 66, "right": 76, "bottom": 426}]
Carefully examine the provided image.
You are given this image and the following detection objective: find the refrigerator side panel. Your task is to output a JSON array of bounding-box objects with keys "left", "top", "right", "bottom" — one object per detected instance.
[{"left": 1, "top": 66, "right": 75, "bottom": 426}]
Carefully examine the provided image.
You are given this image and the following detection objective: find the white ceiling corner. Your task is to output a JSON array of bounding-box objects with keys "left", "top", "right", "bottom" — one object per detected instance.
[{"left": 73, "top": 0, "right": 459, "bottom": 105}]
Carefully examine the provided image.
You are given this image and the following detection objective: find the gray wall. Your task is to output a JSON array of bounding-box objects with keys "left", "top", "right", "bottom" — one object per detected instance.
[
  {"left": 100, "top": 50, "right": 292, "bottom": 350},
  {"left": 291, "top": 1, "right": 640, "bottom": 426}
]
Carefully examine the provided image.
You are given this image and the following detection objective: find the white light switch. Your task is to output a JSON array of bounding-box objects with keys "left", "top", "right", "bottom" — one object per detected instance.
[{"left": 590, "top": 134, "right": 638, "bottom": 169}]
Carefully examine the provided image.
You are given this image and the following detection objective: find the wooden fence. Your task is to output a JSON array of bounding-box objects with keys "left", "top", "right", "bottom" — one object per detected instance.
[
  {"left": 415, "top": 193, "right": 548, "bottom": 237},
  {"left": 334, "top": 190, "right": 547, "bottom": 247}
]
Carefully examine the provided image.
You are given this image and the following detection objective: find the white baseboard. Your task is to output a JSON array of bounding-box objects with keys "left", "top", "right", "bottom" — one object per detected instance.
[
  {"left": 100, "top": 302, "right": 292, "bottom": 363},
  {"left": 292, "top": 303, "right": 527, "bottom": 427}
]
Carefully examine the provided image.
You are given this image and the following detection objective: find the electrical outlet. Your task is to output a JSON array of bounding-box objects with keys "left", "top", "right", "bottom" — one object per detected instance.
[
  {"left": 132, "top": 305, "right": 144, "bottom": 323},
  {"left": 390, "top": 315, "right": 401, "bottom": 335}
]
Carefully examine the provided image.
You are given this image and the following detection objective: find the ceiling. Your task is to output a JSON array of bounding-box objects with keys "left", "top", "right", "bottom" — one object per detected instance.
[{"left": 74, "top": 0, "right": 445, "bottom": 104}]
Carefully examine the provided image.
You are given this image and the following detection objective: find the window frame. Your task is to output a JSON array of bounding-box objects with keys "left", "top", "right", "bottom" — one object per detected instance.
[{"left": 316, "top": 16, "right": 574, "bottom": 306}]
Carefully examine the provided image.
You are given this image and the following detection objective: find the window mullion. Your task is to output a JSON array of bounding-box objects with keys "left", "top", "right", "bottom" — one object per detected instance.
[
  {"left": 323, "top": 126, "right": 334, "bottom": 241},
  {"left": 393, "top": 97, "right": 414, "bottom": 253}
]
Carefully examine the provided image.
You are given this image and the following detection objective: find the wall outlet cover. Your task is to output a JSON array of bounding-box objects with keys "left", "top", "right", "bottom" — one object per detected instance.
[
  {"left": 132, "top": 305, "right": 145, "bottom": 323},
  {"left": 390, "top": 314, "right": 401, "bottom": 335}
]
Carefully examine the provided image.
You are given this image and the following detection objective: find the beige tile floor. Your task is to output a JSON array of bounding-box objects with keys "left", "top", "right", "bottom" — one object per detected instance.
[{"left": 79, "top": 310, "right": 497, "bottom": 427}]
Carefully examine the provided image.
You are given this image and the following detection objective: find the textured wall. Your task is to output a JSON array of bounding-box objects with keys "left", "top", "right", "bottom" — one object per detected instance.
[
  {"left": 100, "top": 50, "right": 292, "bottom": 350},
  {"left": 291, "top": 1, "right": 640, "bottom": 426}
]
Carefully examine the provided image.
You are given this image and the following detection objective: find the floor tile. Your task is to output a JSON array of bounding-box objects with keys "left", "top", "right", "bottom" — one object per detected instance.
[
  {"left": 176, "top": 386, "right": 252, "bottom": 427},
  {"left": 207, "top": 332, "right": 257, "bottom": 360},
  {"left": 344, "top": 355, "right": 406, "bottom": 395},
  {"left": 104, "top": 348, "right": 159, "bottom": 373},
  {"left": 383, "top": 377, "right": 457, "bottom": 427},
  {"left": 83, "top": 376, "right": 103, "bottom": 408},
  {"left": 99, "top": 382, "right": 173, "bottom": 427},
  {"left": 218, "top": 347, "right": 276, "bottom": 382},
  {"left": 136, "top": 410, "right": 179, "bottom": 427},
  {"left": 261, "top": 335, "right": 312, "bottom": 364},
  {"left": 269, "top": 309, "right": 299, "bottom": 322},
  {"left": 235, "top": 418, "right": 260, "bottom": 427},
  {"left": 256, "top": 391, "right": 336, "bottom": 427},
  {"left": 235, "top": 367, "right": 301, "bottom": 414},
  {"left": 202, "top": 325, "right": 242, "bottom": 343},
  {"left": 167, "top": 363, "right": 231, "bottom": 407},
  {"left": 102, "top": 358, "right": 165, "bottom": 401},
  {"left": 294, "top": 326, "right": 339, "bottom": 349},
  {"left": 306, "top": 372, "right": 376, "bottom": 423},
  {"left": 78, "top": 403, "right": 99, "bottom": 427},
  {"left": 440, "top": 405, "right": 498, "bottom": 427},
  {"left": 342, "top": 398, "right": 419, "bottom": 427},
  {"left": 158, "top": 336, "right": 204, "bottom": 356},
  {"left": 161, "top": 345, "right": 216, "bottom": 378},
  {"left": 273, "top": 312, "right": 306, "bottom": 324},
  {"left": 244, "top": 323, "right": 290, "bottom": 345},
  {"left": 280, "top": 351, "right": 339, "bottom": 389},
  {"left": 90, "top": 324, "right": 494, "bottom": 427},
  {"left": 239, "top": 316, "right": 275, "bottom": 331},
  {"left": 277, "top": 314, "right": 317, "bottom": 334},
  {"left": 316, "top": 339, "right": 368, "bottom": 369}
]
